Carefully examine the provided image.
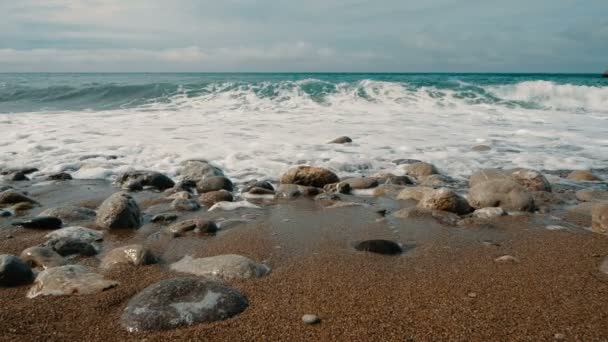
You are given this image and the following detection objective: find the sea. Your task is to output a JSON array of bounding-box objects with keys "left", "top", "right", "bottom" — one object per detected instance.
[{"left": 0, "top": 73, "right": 607, "bottom": 182}]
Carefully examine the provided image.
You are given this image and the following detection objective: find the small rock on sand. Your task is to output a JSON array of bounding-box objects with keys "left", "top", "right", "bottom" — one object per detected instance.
[
  {"left": 170, "top": 254, "right": 270, "bottom": 280},
  {"left": 167, "top": 218, "right": 218, "bottom": 237},
  {"left": 354, "top": 240, "right": 403, "bottom": 255},
  {"left": 100, "top": 245, "right": 156, "bottom": 269},
  {"left": 0, "top": 254, "right": 34, "bottom": 286},
  {"left": 328, "top": 136, "right": 352, "bottom": 144},
  {"left": 416, "top": 188, "right": 472, "bottom": 215},
  {"left": 302, "top": 314, "right": 321, "bottom": 324},
  {"left": 591, "top": 202, "right": 608, "bottom": 235},
  {"left": 494, "top": 255, "right": 519, "bottom": 263},
  {"left": 27, "top": 265, "right": 118, "bottom": 298},
  {"left": 468, "top": 179, "right": 535, "bottom": 212},
  {"left": 20, "top": 246, "right": 67, "bottom": 269},
  {"left": 567, "top": 170, "right": 602, "bottom": 181}
]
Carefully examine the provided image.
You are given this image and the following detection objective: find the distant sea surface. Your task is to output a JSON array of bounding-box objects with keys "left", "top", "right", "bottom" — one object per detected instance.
[{"left": 0, "top": 73, "right": 607, "bottom": 181}]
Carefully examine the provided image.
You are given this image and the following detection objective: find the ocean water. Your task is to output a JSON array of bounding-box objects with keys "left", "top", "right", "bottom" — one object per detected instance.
[{"left": 0, "top": 73, "right": 607, "bottom": 182}]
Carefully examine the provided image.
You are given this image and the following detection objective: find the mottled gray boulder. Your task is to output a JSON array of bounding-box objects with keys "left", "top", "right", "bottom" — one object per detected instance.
[
  {"left": 0, "top": 254, "right": 34, "bottom": 286},
  {"left": 20, "top": 246, "right": 67, "bottom": 269},
  {"left": 170, "top": 255, "right": 270, "bottom": 280},
  {"left": 592, "top": 203, "right": 608, "bottom": 235},
  {"left": 199, "top": 190, "right": 233, "bottom": 206},
  {"left": 567, "top": 170, "right": 602, "bottom": 181},
  {"left": 45, "top": 226, "right": 103, "bottom": 243},
  {"left": 511, "top": 169, "right": 551, "bottom": 192},
  {"left": 12, "top": 216, "right": 62, "bottom": 229},
  {"left": 417, "top": 188, "right": 472, "bottom": 215},
  {"left": 328, "top": 136, "right": 352, "bottom": 144},
  {"left": 170, "top": 198, "right": 200, "bottom": 212},
  {"left": 168, "top": 218, "right": 218, "bottom": 237},
  {"left": 403, "top": 162, "right": 439, "bottom": 179},
  {"left": 39, "top": 206, "right": 96, "bottom": 222},
  {"left": 120, "top": 277, "right": 248, "bottom": 332},
  {"left": 468, "top": 179, "right": 535, "bottom": 212},
  {"left": 0, "top": 191, "right": 38, "bottom": 206},
  {"left": 27, "top": 265, "right": 118, "bottom": 298},
  {"left": 96, "top": 192, "right": 141, "bottom": 229},
  {"left": 280, "top": 166, "right": 339, "bottom": 188},
  {"left": 197, "top": 176, "right": 233, "bottom": 194},
  {"left": 45, "top": 237, "right": 98, "bottom": 256},
  {"left": 116, "top": 170, "right": 175, "bottom": 191},
  {"left": 181, "top": 160, "right": 224, "bottom": 182},
  {"left": 100, "top": 245, "right": 156, "bottom": 269},
  {"left": 468, "top": 169, "right": 509, "bottom": 188},
  {"left": 343, "top": 177, "right": 378, "bottom": 189}
]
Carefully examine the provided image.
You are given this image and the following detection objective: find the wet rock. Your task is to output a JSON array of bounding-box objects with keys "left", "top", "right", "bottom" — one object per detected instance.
[
  {"left": 197, "top": 176, "right": 234, "bottom": 194},
  {"left": 39, "top": 206, "right": 96, "bottom": 222},
  {"left": 494, "top": 255, "right": 519, "bottom": 263},
  {"left": 45, "top": 237, "right": 98, "bottom": 256},
  {"left": 209, "top": 201, "right": 261, "bottom": 211},
  {"left": 419, "top": 174, "right": 456, "bottom": 188},
  {"left": 181, "top": 160, "right": 224, "bottom": 182},
  {"left": 120, "top": 277, "right": 248, "bottom": 332},
  {"left": 567, "top": 170, "right": 602, "bottom": 181},
  {"left": 170, "top": 255, "right": 270, "bottom": 280},
  {"left": 302, "top": 314, "right": 321, "bottom": 324},
  {"left": 96, "top": 192, "right": 142, "bottom": 230},
  {"left": 396, "top": 186, "right": 434, "bottom": 201},
  {"left": 47, "top": 172, "right": 72, "bottom": 180},
  {"left": 170, "top": 198, "right": 200, "bottom": 212},
  {"left": 247, "top": 187, "right": 275, "bottom": 195},
  {"left": 116, "top": 170, "right": 175, "bottom": 191},
  {"left": 468, "top": 179, "right": 535, "bottom": 212},
  {"left": 168, "top": 218, "right": 218, "bottom": 237},
  {"left": 392, "top": 159, "right": 422, "bottom": 165},
  {"left": 280, "top": 166, "right": 339, "bottom": 188},
  {"left": 276, "top": 184, "right": 322, "bottom": 198},
  {"left": 0, "top": 209, "right": 10, "bottom": 217},
  {"left": 354, "top": 240, "right": 402, "bottom": 255},
  {"left": 599, "top": 256, "right": 608, "bottom": 275},
  {"left": 27, "top": 265, "right": 118, "bottom": 298},
  {"left": 394, "top": 207, "right": 460, "bottom": 226},
  {"left": 13, "top": 202, "right": 35, "bottom": 212},
  {"left": 12, "top": 216, "right": 62, "bottom": 229},
  {"left": 511, "top": 168, "right": 551, "bottom": 192},
  {"left": 576, "top": 189, "right": 608, "bottom": 202},
  {"left": 591, "top": 203, "right": 608, "bottom": 235},
  {"left": 323, "top": 182, "right": 351, "bottom": 194},
  {"left": 373, "top": 173, "right": 413, "bottom": 186},
  {"left": 472, "top": 207, "right": 507, "bottom": 219},
  {"left": 20, "top": 246, "right": 67, "bottom": 269},
  {"left": 199, "top": 190, "right": 233, "bottom": 206},
  {"left": 7, "top": 171, "right": 29, "bottom": 181},
  {"left": 472, "top": 145, "right": 491, "bottom": 152},
  {"left": 417, "top": 188, "right": 472, "bottom": 215},
  {"left": 151, "top": 213, "right": 178, "bottom": 223},
  {"left": 328, "top": 136, "right": 352, "bottom": 144},
  {"left": 167, "top": 191, "right": 192, "bottom": 200},
  {"left": 403, "top": 162, "right": 439, "bottom": 179},
  {"left": 468, "top": 169, "right": 510, "bottom": 188},
  {"left": 100, "top": 245, "right": 156, "bottom": 269},
  {"left": 343, "top": 177, "right": 378, "bottom": 189},
  {"left": 0, "top": 191, "right": 38, "bottom": 206},
  {"left": 45, "top": 226, "right": 103, "bottom": 243},
  {"left": 0, "top": 254, "right": 34, "bottom": 286},
  {"left": 243, "top": 180, "right": 274, "bottom": 193}
]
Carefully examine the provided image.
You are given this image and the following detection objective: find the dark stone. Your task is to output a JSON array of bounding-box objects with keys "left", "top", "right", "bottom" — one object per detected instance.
[
  {"left": 120, "top": 277, "right": 248, "bottom": 332},
  {"left": 152, "top": 213, "right": 178, "bottom": 223},
  {"left": 328, "top": 136, "right": 353, "bottom": 144},
  {"left": 116, "top": 171, "right": 175, "bottom": 191},
  {"left": 181, "top": 160, "right": 224, "bottom": 182},
  {"left": 46, "top": 237, "right": 98, "bottom": 256},
  {"left": 603, "top": 71, "right": 608, "bottom": 78},
  {"left": 168, "top": 218, "right": 218, "bottom": 237},
  {"left": 0, "top": 254, "right": 34, "bottom": 287},
  {"left": 247, "top": 187, "right": 275, "bottom": 195},
  {"left": 199, "top": 190, "right": 233, "bottom": 206},
  {"left": 11, "top": 216, "right": 62, "bottom": 230},
  {"left": 354, "top": 239, "right": 403, "bottom": 255},
  {"left": 48, "top": 172, "right": 73, "bottom": 180},
  {"left": 392, "top": 159, "right": 422, "bottom": 165},
  {"left": 243, "top": 180, "right": 274, "bottom": 193},
  {"left": 197, "top": 176, "right": 233, "bottom": 193},
  {"left": 0, "top": 191, "right": 38, "bottom": 206},
  {"left": 8, "top": 172, "right": 29, "bottom": 181}
]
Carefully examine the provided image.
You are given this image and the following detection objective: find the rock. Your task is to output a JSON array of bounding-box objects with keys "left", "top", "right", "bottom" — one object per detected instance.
[
  {"left": 20, "top": 246, "right": 67, "bottom": 269},
  {"left": 0, "top": 191, "right": 38, "bottom": 206},
  {"left": 167, "top": 191, "right": 192, "bottom": 200},
  {"left": 197, "top": 176, "right": 233, "bottom": 194},
  {"left": 27, "top": 265, "right": 118, "bottom": 298},
  {"left": 591, "top": 203, "right": 608, "bottom": 235},
  {"left": 243, "top": 180, "right": 274, "bottom": 193},
  {"left": 280, "top": 166, "right": 339, "bottom": 188},
  {"left": 373, "top": 173, "right": 413, "bottom": 186},
  {"left": 96, "top": 192, "right": 142, "bottom": 230},
  {"left": 45, "top": 226, "right": 103, "bottom": 243},
  {"left": 343, "top": 177, "right": 378, "bottom": 189},
  {"left": 472, "top": 145, "right": 491, "bottom": 152},
  {"left": 209, "top": 201, "right": 261, "bottom": 211},
  {"left": 576, "top": 189, "right": 608, "bottom": 202},
  {"left": 396, "top": 187, "right": 434, "bottom": 201},
  {"left": 12, "top": 202, "right": 35, "bottom": 211},
  {"left": 603, "top": 71, "right": 608, "bottom": 78},
  {"left": 419, "top": 174, "right": 455, "bottom": 188},
  {"left": 120, "top": 277, "right": 248, "bottom": 332},
  {"left": 472, "top": 207, "right": 507, "bottom": 219},
  {"left": 323, "top": 182, "right": 351, "bottom": 194},
  {"left": 45, "top": 237, "right": 98, "bottom": 256},
  {"left": 168, "top": 218, "right": 218, "bottom": 237},
  {"left": 151, "top": 213, "right": 178, "bottom": 223},
  {"left": 170, "top": 255, "right": 270, "bottom": 280},
  {"left": 494, "top": 255, "right": 519, "bottom": 263},
  {"left": 511, "top": 169, "right": 551, "bottom": 192},
  {"left": 47, "top": 172, "right": 72, "bottom": 180},
  {"left": 247, "top": 187, "right": 275, "bottom": 195},
  {"left": 170, "top": 198, "right": 200, "bottom": 212},
  {"left": 0, "top": 255, "right": 34, "bottom": 286},
  {"left": 0, "top": 209, "right": 10, "bottom": 217},
  {"left": 328, "top": 136, "right": 352, "bottom": 144},
  {"left": 39, "top": 206, "right": 96, "bottom": 222},
  {"left": 468, "top": 179, "right": 535, "bottom": 212},
  {"left": 181, "top": 160, "right": 224, "bottom": 182},
  {"left": 12, "top": 216, "right": 62, "bottom": 229},
  {"left": 276, "top": 184, "right": 322, "bottom": 198},
  {"left": 100, "top": 245, "right": 156, "bottom": 269},
  {"left": 354, "top": 240, "right": 402, "bottom": 255},
  {"left": 116, "top": 170, "right": 175, "bottom": 191},
  {"left": 393, "top": 207, "right": 460, "bottom": 226},
  {"left": 468, "top": 169, "right": 510, "bottom": 188},
  {"left": 417, "top": 188, "right": 472, "bottom": 215},
  {"left": 567, "top": 170, "right": 602, "bottom": 181},
  {"left": 392, "top": 159, "right": 422, "bottom": 165},
  {"left": 199, "top": 190, "right": 233, "bottom": 206},
  {"left": 404, "top": 162, "right": 439, "bottom": 179},
  {"left": 7, "top": 171, "right": 29, "bottom": 181},
  {"left": 599, "top": 256, "right": 608, "bottom": 275},
  {"left": 302, "top": 314, "right": 321, "bottom": 324}
]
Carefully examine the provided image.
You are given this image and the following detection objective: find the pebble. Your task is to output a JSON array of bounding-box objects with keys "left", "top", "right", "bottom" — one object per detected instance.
[
  {"left": 494, "top": 255, "right": 520, "bottom": 263},
  {"left": 354, "top": 240, "right": 403, "bottom": 255},
  {"left": 302, "top": 314, "right": 321, "bottom": 324}
]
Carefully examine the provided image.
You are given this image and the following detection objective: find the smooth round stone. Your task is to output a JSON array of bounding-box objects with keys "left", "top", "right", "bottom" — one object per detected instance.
[
  {"left": 567, "top": 170, "right": 601, "bottom": 181},
  {"left": 243, "top": 180, "right": 274, "bottom": 193},
  {"left": 197, "top": 176, "right": 234, "bottom": 194},
  {"left": 100, "top": 245, "right": 156, "bottom": 269},
  {"left": 404, "top": 162, "right": 439, "bottom": 179},
  {"left": 354, "top": 240, "right": 403, "bottom": 255},
  {"left": 0, "top": 191, "right": 37, "bottom": 205},
  {"left": 472, "top": 145, "right": 491, "bottom": 152},
  {"left": 167, "top": 219, "right": 218, "bottom": 237},
  {"left": 494, "top": 255, "right": 520, "bottom": 263},
  {"left": 11, "top": 216, "right": 62, "bottom": 229},
  {"left": 96, "top": 192, "right": 142, "bottom": 230},
  {"left": 120, "top": 277, "right": 248, "bottom": 332},
  {"left": 39, "top": 206, "right": 96, "bottom": 222},
  {"left": 170, "top": 254, "right": 270, "bottom": 280},
  {"left": 199, "top": 190, "right": 234, "bottom": 206},
  {"left": 47, "top": 172, "right": 73, "bottom": 180},
  {"left": 472, "top": 207, "right": 507, "bottom": 219},
  {"left": 280, "top": 166, "right": 339, "bottom": 188},
  {"left": 0, "top": 254, "right": 34, "bottom": 287},
  {"left": 302, "top": 314, "right": 321, "bottom": 324},
  {"left": 45, "top": 226, "right": 103, "bottom": 243},
  {"left": 328, "top": 136, "right": 352, "bottom": 144},
  {"left": 343, "top": 177, "right": 378, "bottom": 189},
  {"left": 45, "top": 237, "right": 98, "bottom": 256},
  {"left": 20, "top": 246, "right": 67, "bottom": 269},
  {"left": 27, "top": 265, "right": 118, "bottom": 298},
  {"left": 170, "top": 198, "right": 200, "bottom": 211}
]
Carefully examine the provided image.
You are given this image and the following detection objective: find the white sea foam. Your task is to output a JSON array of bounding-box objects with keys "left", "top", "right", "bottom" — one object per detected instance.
[{"left": 0, "top": 80, "right": 606, "bottom": 183}]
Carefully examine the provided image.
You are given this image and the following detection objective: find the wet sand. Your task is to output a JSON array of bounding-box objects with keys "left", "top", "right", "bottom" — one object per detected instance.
[{"left": 1, "top": 180, "right": 608, "bottom": 341}]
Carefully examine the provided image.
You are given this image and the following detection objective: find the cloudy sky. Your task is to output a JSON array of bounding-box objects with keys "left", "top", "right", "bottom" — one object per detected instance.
[{"left": 0, "top": 0, "right": 606, "bottom": 72}]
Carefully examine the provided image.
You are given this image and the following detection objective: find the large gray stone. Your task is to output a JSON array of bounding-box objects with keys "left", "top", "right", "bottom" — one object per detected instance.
[
  {"left": 181, "top": 160, "right": 224, "bottom": 182},
  {"left": 468, "top": 179, "right": 535, "bottom": 212},
  {"left": 96, "top": 192, "right": 141, "bottom": 230},
  {"left": 468, "top": 169, "right": 510, "bottom": 188},
  {"left": 0, "top": 254, "right": 34, "bottom": 287},
  {"left": 280, "top": 166, "right": 339, "bottom": 188},
  {"left": 116, "top": 170, "right": 175, "bottom": 191},
  {"left": 120, "top": 277, "right": 248, "bottom": 332},
  {"left": 170, "top": 255, "right": 270, "bottom": 280},
  {"left": 45, "top": 226, "right": 103, "bottom": 243},
  {"left": 196, "top": 176, "right": 233, "bottom": 194},
  {"left": 27, "top": 265, "right": 118, "bottom": 298},
  {"left": 511, "top": 168, "right": 552, "bottom": 192},
  {"left": 100, "top": 245, "right": 156, "bottom": 269},
  {"left": 403, "top": 162, "right": 439, "bottom": 179},
  {"left": 417, "top": 188, "right": 472, "bottom": 215},
  {"left": 20, "top": 246, "right": 67, "bottom": 269}
]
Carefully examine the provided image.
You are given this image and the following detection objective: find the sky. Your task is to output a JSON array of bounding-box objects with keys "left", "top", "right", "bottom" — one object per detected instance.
[{"left": 0, "top": 0, "right": 606, "bottom": 72}]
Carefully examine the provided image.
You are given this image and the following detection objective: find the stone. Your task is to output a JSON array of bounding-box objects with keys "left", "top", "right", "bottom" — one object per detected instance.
[
  {"left": 12, "top": 216, "right": 62, "bottom": 230},
  {"left": 45, "top": 237, "right": 98, "bottom": 256},
  {"left": 393, "top": 207, "right": 460, "bottom": 226},
  {"left": 354, "top": 240, "right": 402, "bottom": 255},
  {"left": 419, "top": 174, "right": 455, "bottom": 188},
  {"left": 7, "top": 171, "right": 29, "bottom": 181},
  {"left": 27, "top": 265, "right": 118, "bottom": 298},
  {"left": 151, "top": 213, "right": 178, "bottom": 223},
  {"left": 45, "top": 226, "right": 103, "bottom": 243},
  {"left": 0, "top": 191, "right": 37, "bottom": 206},
  {"left": 468, "top": 179, "right": 535, "bottom": 212},
  {"left": 511, "top": 169, "right": 551, "bottom": 192},
  {"left": 197, "top": 176, "right": 233, "bottom": 194},
  {"left": 599, "top": 256, "right": 608, "bottom": 275},
  {"left": 472, "top": 207, "right": 507, "bottom": 219},
  {"left": 168, "top": 218, "right": 218, "bottom": 237},
  {"left": 276, "top": 184, "right": 322, "bottom": 198},
  {"left": 120, "top": 277, "right": 248, "bottom": 332},
  {"left": 576, "top": 189, "right": 608, "bottom": 202},
  {"left": 372, "top": 184, "right": 406, "bottom": 197},
  {"left": 396, "top": 187, "right": 434, "bottom": 201},
  {"left": 209, "top": 201, "right": 261, "bottom": 211},
  {"left": 567, "top": 170, "right": 602, "bottom": 181},
  {"left": 247, "top": 187, "right": 275, "bottom": 195},
  {"left": 199, "top": 190, "right": 233, "bottom": 206},
  {"left": 403, "top": 162, "right": 439, "bottom": 179},
  {"left": 323, "top": 182, "right": 351, "bottom": 194},
  {"left": 417, "top": 188, "right": 472, "bottom": 215},
  {"left": 39, "top": 206, "right": 96, "bottom": 222},
  {"left": 0, "top": 210, "right": 10, "bottom": 217},
  {"left": 373, "top": 173, "right": 413, "bottom": 185},
  {"left": 328, "top": 136, "right": 352, "bottom": 144},
  {"left": 0, "top": 254, "right": 34, "bottom": 286},
  {"left": 343, "top": 177, "right": 378, "bottom": 189},
  {"left": 392, "top": 159, "right": 422, "bottom": 165},
  {"left": 100, "top": 245, "right": 156, "bottom": 269},
  {"left": 494, "top": 255, "right": 519, "bottom": 263},
  {"left": 280, "top": 166, "right": 340, "bottom": 188},
  {"left": 20, "top": 246, "right": 67, "bottom": 269},
  {"left": 591, "top": 203, "right": 608, "bottom": 235},
  {"left": 302, "top": 314, "right": 321, "bottom": 324},
  {"left": 116, "top": 170, "right": 175, "bottom": 191},
  {"left": 468, "top": 169, "right": 510, "bottom": 188},
  {"left": 170, "top": 255, "right": 270, "bottom": 280},
  {"left": 181, "top": 160, "right": 224, "bottom": 182},
  {"left": 48, "top": 172, "right": 73, "bottom": 180},
  {"left": 13, "top": 202, "right": 35, "bottom": 211},
  {"left": 96, "top": 192, "right": 142, "bottom": 229},
  {"left": 243, "top": 180, "right": 274, "bottom": 193},
  {"left": 167, "top": 191, "right": 192, "bottom": 200},
  {"left": 170, "top": 198, "right": 200, "bottom": 212},
  {"left": 472, "top": 145, "right": 491, "bottom": 152}
]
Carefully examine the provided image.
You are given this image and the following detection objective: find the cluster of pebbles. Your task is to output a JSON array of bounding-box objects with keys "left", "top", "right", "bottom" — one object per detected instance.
[{"left": 1, "top": 138, "right": 607, "bottom": 333}]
